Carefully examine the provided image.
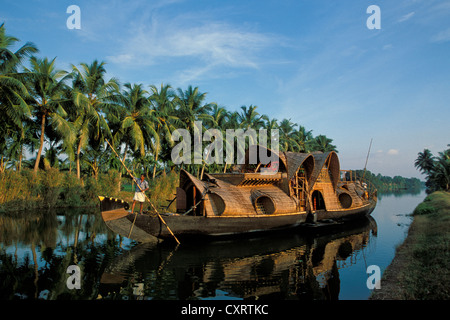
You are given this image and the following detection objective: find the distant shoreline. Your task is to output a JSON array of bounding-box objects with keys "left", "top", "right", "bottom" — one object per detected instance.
[{"left": 370, "top": 191, "right": 450, "bottom": 300}]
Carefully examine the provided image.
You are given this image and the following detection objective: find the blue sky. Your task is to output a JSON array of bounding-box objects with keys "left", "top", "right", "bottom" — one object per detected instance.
[{"left": 2, "top": 0, "right": 449, "bottom": 178}]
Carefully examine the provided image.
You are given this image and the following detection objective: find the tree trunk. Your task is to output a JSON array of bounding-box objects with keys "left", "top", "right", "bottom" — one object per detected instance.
[
  {"left": 76, "top": 140, "right": 82, "bottom": 180},
  {"left": 152, "top": 150, "right": 159, "bottom": 178},
  {"left": 118, "top": 143, "right": 128, "bottom": 191},
  {"left": 34, "top": 113, "right": 46, "bottom": 173}
]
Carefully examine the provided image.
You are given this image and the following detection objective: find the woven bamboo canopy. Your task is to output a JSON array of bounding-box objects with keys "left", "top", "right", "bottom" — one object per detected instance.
[
  {"left": 309, "top": 151, "right": 340, "bottom": 190},
  {"left": 284, "top": 151, "right": 315, "bottom": 182},
  {"left": 177, "top": 146, "right": 346, "bottom": 216}
]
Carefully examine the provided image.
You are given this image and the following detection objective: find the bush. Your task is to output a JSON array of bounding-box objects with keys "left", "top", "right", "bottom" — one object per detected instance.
[
  {"left": 0, "top": 168, "right": 181, "bottom": 213},
  {"left": 58, "top": 172, "right": 84, "bottom": 207},
  {"left": 413, "top": 202, "right": 437, "bottom": 215},
  {"left": 98, "top": 169, "right": 121, "bottom": 197},
  {"left": 40, "top": 167, "right": 64, "bottom": 208}
]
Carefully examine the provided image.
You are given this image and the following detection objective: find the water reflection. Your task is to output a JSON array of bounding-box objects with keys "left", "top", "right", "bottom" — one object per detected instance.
[
  {"left": 0, "top": 208, "right": 128, "bottom": 300},
  {"left": 99, "top": 217, "right": 377, "bottom": 300},
  {"left": 0, "top": 207, "right": 377, "bottom": 300}
]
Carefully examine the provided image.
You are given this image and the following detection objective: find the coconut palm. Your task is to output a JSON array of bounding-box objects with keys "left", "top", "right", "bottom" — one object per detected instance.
[
  {"left": 0, "top": 23, "right": 38, "bottom": 157},
  {"left": 113, "top": 83, "right": 156, "bottom": 157},
  {"left": 24, "top": 56, "right": 74, "bottom": 172},
  {"left": 423, "top": 148, "right": 450, "bottom": 192},
  {"left": 237, "top": 105, "right": 265, "bottom": 130},
  {"left": 278, "top": 118, "right": 298, "bottom": 152},
  {"left": 70, "top": 60, "right": 120, "bottom": 179},
  {"left": 174, "top": 86, "right": 214, "bottom": 175},
  {"left": 293, "top": 125, "right": 314, "bottom": 153},
  {"left": 414, "top": 149, "right": 435, "bottom": 175},
  {"left": 233, "top": 105, "right": 266, "bottom": 160},
  {"left": 208, "top": 104, "right": 229, "bottom": 129},
  {"left": 149, "top": 83, "right": 180, "bottom": 177},
  {"left": 311, "top": 135, "right": 337, "bottom": 153},
  {"left": 430, "top": 155, "right": 450, "bottom": 191},
  {"left": 175, "top": 85, "right": 213, "bottom": 131}
]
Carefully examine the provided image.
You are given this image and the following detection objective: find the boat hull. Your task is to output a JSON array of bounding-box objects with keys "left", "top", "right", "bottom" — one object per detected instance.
[{"left": 99, "top": 196, "right": 377, "bottom": 242}]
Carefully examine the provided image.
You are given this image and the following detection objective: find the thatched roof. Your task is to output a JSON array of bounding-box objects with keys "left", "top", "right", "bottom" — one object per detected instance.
[
  {"left": 240, "top": 144, "right": 288, "bottom": 172},
  {"left": 284, "top": 152, "right": 315, "bottom": 181},
  {"left": 309, "top": 151, "right": 340, "bottom": 190},
  {"left": 180, "top": 169, "right": 207, "bottom": 193}
]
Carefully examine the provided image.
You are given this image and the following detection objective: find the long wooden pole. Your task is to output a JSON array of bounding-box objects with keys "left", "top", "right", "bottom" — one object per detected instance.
[
  {"left": 362, "top": 138, "right": 373, "bottom": 182},
  {"left": 105, "top": 139, "right": 180, "bottom": 244}
]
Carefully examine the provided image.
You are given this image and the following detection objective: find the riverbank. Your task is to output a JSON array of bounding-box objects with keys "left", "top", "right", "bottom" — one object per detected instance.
[
  {"left": 0, "top": 168, "right": 178, "bottom": 214},
  {"left": 370, "top": 191, "right": 450, "bottom": 300}
]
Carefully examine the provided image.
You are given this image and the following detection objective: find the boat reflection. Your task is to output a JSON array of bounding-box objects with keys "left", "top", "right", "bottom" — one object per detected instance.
[{"left": 99, "top": 217, "right": 377, "bottom": 300}]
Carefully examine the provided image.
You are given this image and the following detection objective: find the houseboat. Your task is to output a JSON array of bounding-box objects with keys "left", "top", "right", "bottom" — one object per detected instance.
[{"left": 99, "top": 145, "right": 377, "bottom": 242}]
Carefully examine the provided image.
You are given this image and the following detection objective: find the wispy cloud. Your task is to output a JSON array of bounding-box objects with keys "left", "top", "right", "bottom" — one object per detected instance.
[
  {"left": 107, "top": 12, "right": 282, "bottom": 83},
  {"left": 431, "top": 28, "right": 450, "bottom": 43},
  {"left": 398, "top": 12, "right": 415, "bottom": 23},
  {"left": 387, "top": 149, "right": 400, "bottom": 156}
]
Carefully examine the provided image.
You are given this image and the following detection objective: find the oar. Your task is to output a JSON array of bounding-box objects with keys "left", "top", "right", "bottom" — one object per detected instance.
[{"left": 105, "top": 139, "right": 181, "bottom": 245}]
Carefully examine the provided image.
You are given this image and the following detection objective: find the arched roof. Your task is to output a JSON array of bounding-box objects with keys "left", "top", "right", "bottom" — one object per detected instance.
[
  {"left": 284, "top": 151, "right": 315, "bottom": 182},
  {"left": 240, "top": 144, "right": 288, "bottom": 173},
  {"left": 309, "top": 151, "right": 340, "bottom": 190}
]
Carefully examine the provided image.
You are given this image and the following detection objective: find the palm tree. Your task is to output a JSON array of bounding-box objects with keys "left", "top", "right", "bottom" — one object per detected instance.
[
  {"left": 414, "top": 149, "right": 435, "bottom": 175},
  {"left": 234, "top": 105, "right": 266, "bottom": 160},
  {"left": 175, "top": 85, "right": 213, "bottom": 131},
  {"left": 70, "top": 60, "right": 120, "bottom": 179},
  {"left": 293, "top": 125, "right": 314, "bottom": 153},
  {"left": 0, "top": 23, "right": 38, "bottom": 162},
  {"left": 430, "top": 154, "right": 450, "bottom": 191},
  {"left": 149, "top": 83, "right": 179, "bottom": 178},
  {"left": 174, "top": 86, "right": 213, "bottom": 175},
  {"left": 209, "top": 104, "right": 229, "bottom": 129},
  {"left": 113, "top": 83, "right": 155, "bottom": 157},
  {"left": 311, "top": 135, "right": 337, "bottom": 153},
  {"left": 237, "top": 105, "right": 265, "bottom": 130},
  {"left": 278, "top": 118, "right": 298, "bottom": 152},
  {"left": 24, "top": 56, "right": 74, "bottom": 172},
  {"left": 109, "top": 83, "right": 158, "bottom": 185}
]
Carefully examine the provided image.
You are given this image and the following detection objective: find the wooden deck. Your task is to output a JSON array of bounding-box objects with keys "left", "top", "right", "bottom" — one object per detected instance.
[{"left": 101, "top": 208, "right": 129, "bottom": 222}]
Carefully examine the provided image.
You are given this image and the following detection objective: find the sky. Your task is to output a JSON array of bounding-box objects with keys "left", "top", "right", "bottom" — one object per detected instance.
[{"left": 1, "top": 0, "right": 449, "bottom": 179}]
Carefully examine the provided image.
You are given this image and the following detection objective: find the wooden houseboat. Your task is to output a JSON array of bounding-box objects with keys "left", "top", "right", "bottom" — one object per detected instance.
[{"left": 99, "top": 145, "right": 377, "bottom": 242}]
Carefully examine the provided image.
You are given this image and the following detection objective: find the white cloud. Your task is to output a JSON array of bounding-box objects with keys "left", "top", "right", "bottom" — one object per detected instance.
[
  {"left": 431, "top": 28, "right": 450, "bottom": 43},
  {"left": 107, "top": 14, "right": 281, "bottom": 83},
  {"left": 398, "top": 12, "right": 415, "bottom": 23},
  {"left": 387, "top": 149, "right": 399, "bottom": 156}
]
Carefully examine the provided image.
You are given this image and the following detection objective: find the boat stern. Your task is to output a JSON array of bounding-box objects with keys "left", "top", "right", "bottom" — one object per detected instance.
[{"left": 98, "top": 196, "right": 130, "bottom": 212}]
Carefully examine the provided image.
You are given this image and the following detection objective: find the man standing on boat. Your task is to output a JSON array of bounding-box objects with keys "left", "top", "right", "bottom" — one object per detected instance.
[{"left": 130, "top": 174, "right": 149, "bottom": 214}]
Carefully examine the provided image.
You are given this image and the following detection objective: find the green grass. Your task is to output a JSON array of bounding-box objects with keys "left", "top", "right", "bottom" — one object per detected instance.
[
  {"left": 373, "top": 191, "right": 450, "bottom": 299},
  {"left": 0, "top": 169, "right": 180, "bottom": 214},
  {"left": 0, "top": 168, "right": 122, "bottom": 213}
]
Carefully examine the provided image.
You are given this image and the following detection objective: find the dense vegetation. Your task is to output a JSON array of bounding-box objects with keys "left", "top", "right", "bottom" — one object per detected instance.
[
  {"left": 354, "top": 170, "right": 423, "bottom": 193},
  {"left": 0, "top": 23, "right": 337, "bottom": 180},
  {"left": 415, "top": 145, "right": 450, "bottom": 193},
  {"left": 0, "top": 23, "right": 429, "bottom": 212}
]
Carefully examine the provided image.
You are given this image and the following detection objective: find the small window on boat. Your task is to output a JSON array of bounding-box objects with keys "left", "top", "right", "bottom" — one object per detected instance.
[
  {"left": 209, "top": 193, "right": 225, "bottom": 216},
  {"left": 255, "top": 196, "right": 276, "bottom": 215},
  {"left": 339, "top": 193, "right": 353, "bottom": 209}
]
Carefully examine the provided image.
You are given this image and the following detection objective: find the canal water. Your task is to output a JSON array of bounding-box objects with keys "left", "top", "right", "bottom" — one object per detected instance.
[{"left": 0, "top": 190, "right": 426, "bottom": 300}]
